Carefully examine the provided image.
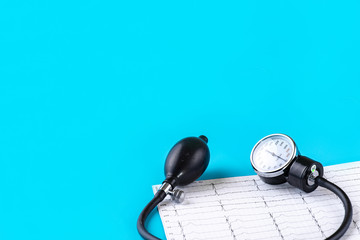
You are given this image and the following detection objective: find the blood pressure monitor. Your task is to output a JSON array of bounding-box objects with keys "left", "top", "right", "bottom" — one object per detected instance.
[
  {"left": 137, "top": 133, "right": 353, "bottom": 240},
  {"left": 250, "top": 133, "right": 352, "bottom": 240}
]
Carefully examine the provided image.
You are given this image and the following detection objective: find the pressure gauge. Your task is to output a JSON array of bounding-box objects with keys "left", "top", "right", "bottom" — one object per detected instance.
[
  {"left": 251, "top": 134, "right": 298, "bottom": 184},
  {"left": 250, "top": 133, "right": 324, "bottom": 192}
]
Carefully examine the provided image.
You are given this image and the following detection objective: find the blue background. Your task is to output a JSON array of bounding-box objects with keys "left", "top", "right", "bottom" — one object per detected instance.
[{"left": 1, "top": 1, "right": 360, "bottom": 239}]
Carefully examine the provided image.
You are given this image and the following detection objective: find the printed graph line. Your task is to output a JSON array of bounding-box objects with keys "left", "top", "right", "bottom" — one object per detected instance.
[
  {"left": 253, "top": 179, "right": 285, "bottom": 240},
  {"left": 173, "top": 204, "right": 186, "bottom": 240},
  {"left": 353, "top": 220, "right": 360, "bottom": 234},
  {"left": 212, "top": 183, "right": 237, "bottom": 240},
  {"left": 299, "top": 191, "right": 326, "bottom": 238}
]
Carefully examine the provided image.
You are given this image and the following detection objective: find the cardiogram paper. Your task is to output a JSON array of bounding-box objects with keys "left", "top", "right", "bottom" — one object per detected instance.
[{"left": 153, "top": 161, "right": 360, "bottom": 240}]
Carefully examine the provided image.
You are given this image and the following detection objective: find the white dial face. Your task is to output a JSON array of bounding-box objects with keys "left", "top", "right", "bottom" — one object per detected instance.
[{"left": 251, "top": 134, "right": 296, "bottom": 173}]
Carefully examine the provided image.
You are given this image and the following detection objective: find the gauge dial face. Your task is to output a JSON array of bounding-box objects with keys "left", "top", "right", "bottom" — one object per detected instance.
[{"left": 251, "top": 134, "right": 296, "bottom": 173}]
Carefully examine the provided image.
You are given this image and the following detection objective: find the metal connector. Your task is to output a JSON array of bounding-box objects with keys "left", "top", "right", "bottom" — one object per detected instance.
[
  {"left": 158, "top": 182, "right": 185, "bottom": 203},
  {"left": 307, "top": 165, "right": 319, "bottom": 186},
  {"left": 168, "top": 189, "right": 185, "bottom": 203},
  {"left": 158, "top": 182, "right": 173, "bottom": 194}
]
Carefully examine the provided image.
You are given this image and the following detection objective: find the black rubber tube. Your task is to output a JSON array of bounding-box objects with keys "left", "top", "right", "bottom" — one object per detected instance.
[
  {"left": 137, "top": 190, "right": 167, "bottom": 240},
  {"left": 316, "top": 177, "right": 353, "bottom": 240}
]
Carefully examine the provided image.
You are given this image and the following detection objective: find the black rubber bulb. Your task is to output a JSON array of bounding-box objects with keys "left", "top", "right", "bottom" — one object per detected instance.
[
  {"left": 137, "top": 135, "right": 210, "bottom": 240},
  {"left": 164, "top": 135, "right": 210, "bottom": 187}
]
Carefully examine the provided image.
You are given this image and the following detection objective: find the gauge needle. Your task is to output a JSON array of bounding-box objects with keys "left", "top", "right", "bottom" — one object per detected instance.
[{"left": 265, "top": 150, "right": 287, "bottom": 162}]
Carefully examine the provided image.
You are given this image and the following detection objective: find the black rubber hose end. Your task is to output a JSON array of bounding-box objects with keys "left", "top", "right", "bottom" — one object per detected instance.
[
  {"left": 137, "top": 191, "right": 167, "bottom": 240},
  {"left": 316, "top": 177, "right": 353, "bottom": 240}
]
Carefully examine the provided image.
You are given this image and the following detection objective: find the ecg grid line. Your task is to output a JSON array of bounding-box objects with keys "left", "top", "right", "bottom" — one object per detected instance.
[{"left": 153, "top": 161, "right": 360, "bottom": 240}]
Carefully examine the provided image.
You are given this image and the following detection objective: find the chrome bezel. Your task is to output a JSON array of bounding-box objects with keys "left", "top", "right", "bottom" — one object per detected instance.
[{"left": 250, "top": 133, "right": 298, "bottom": 178}]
